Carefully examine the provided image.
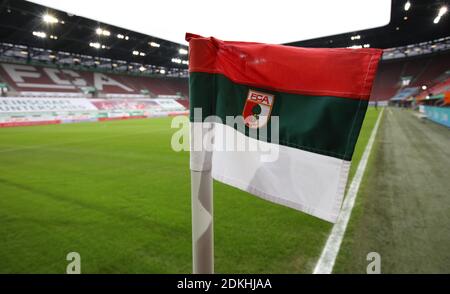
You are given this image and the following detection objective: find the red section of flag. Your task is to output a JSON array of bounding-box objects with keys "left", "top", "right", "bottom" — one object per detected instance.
[{"left": 186, "top": 33, "right": 382, "bottom": 100}]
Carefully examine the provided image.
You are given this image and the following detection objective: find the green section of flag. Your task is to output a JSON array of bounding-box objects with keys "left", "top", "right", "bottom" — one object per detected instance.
[{"left": 189, "top": 72, "right": 368, "bottom": 160}]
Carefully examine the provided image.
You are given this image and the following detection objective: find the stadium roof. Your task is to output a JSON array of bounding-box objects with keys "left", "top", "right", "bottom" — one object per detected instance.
[
  {"left": 287, "top": 0, "right": 450, "bottom": 48},
  {"left": 0, "top": 0, "right": 448, "bottom": 71},
  {"left": 0, "top": 0, "right": 188, "bottom": 69}
]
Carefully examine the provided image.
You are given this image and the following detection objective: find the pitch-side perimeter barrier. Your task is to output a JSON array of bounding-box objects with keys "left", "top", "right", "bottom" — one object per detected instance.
[
  {"left": 423, "top": 106, "right": 450, "bottom": 128},
  {"left": 0, "top": 97, "right": 188, "bottom": 128}
]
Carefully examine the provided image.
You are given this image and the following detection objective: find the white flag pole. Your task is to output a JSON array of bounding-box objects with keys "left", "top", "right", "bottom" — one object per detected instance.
[
  {"left": 190, "top": 117, "right": 214, "bottom": 274},
  {"left": 191, "top": 169, "right": 213, "bottom": 274},
  {"left": 191, "top": 170, "right": 214, "bottom": 274}
]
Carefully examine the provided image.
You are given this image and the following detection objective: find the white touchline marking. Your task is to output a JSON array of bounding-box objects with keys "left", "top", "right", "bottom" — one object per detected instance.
[{"left": 313, "top": 108, "right": 384, "bottom": 274}]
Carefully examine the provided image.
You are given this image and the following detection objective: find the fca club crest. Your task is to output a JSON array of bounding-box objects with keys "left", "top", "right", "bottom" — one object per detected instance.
[{"left": 242, "top": 89, "right": 275, "bottom": 129}]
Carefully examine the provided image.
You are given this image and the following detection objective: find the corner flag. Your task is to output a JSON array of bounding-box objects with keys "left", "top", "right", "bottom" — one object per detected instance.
[{"left": 186, "top": 33, "right": 382, "bottom": 273}]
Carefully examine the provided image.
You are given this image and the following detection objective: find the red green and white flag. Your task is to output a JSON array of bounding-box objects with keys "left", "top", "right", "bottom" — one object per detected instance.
[{"left": 186, "top": 33, "right": 382, "bottom": 223}]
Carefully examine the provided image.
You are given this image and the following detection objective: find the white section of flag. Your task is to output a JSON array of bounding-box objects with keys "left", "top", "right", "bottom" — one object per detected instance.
[{"left": 190, "top": 122, "right": 350, "bottom": 223}]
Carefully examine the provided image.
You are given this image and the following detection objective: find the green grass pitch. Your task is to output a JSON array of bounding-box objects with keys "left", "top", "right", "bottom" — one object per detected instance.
[{"left": 0, "top": 108, "right": 379, "bottom": 273}]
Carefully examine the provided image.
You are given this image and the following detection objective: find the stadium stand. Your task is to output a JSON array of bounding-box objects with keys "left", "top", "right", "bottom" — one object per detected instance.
[
  {"left": 4, "top": 50, "right": 449, "bottom": 104},
  {"left": 0, "top": 62, "right": 189, "bottom": 127},
  {"left": 175, "top": 99, "right": 190, "bottom": 109},
  {"left": 370, "top": 49, "right": 450, "bottom": 101},
  {"left": 416, "top": 77, "right": 450, "bottom": 103},
  {"left": 371, "top": 51, "right": 450, "bottom": 101},
  {"left": 0, "top": 62, "right": 188, "bottom": 98},
  {"left": 0, "top": 1, "right": 447, "bottom": 128}
]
